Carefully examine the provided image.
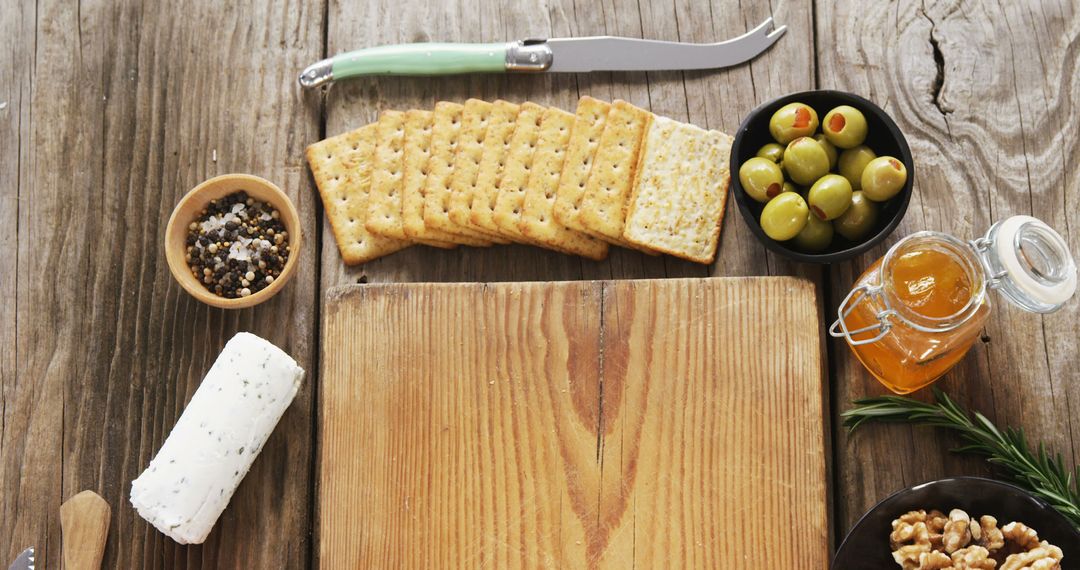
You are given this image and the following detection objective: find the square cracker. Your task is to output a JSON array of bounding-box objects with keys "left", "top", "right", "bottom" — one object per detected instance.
[
  {"left": 578, "top": 100, "right": 655, "bottom": 247},
  {"left": 489, "top": 102, "right": 547, "bottom": 243},
  {"left": 552, "top": 97, "right": 610, "bottom": 236},
  {"left": 445, "top": 99, "right": 510, "bottom": 243},
  {"left": 461, "top": 99, "right": 525, "bottom": 239},
  {"left": 517, "top": 107, "right": 609, "bottom": 260},
  {"left": 623, "top": 116, "right": 734, "bottom": 264},
  {"left": 422, "top": 102, "right": 497, "bottom": 242},
  {"left": 305, "top": 124, "right": 411, "bottom": 265},
  {"left": 401, "top": 109, "right": 490, "bottom": 247},
  {"left": 367, "top": 111, "right": 455, "bottom": 248}
]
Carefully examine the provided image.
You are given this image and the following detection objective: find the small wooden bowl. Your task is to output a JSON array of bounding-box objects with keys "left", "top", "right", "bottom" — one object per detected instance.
[{"left": 165, "top": 174, "right": 301, "bottom": 309}]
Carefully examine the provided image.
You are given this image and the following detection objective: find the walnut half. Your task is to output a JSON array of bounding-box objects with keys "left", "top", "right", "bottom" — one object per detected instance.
[
  {"left": 1001, "top": 521, "right": 1041, "bottom": 551},
  {"left": 917, "top": 551, "right": 954, "bottom": 570},
  {"left": 943, "top": 509, "right": 974, "bottom": 553},
  {"left": 971, "top": 515, "right": 1004, "bottom": 553},
  {"left": 951, "top": 545, "right": 997, "bottom": 569},
  {"left": 892, "top": 520, "right": 934, "bottom": 570},
  {"left": 1000, "top": 541, "right": 1063, "bottom": 570}
]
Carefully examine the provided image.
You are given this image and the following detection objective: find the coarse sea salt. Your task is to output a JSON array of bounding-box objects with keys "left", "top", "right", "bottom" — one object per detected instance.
[{"left": 228, "top": 236, "right": 260, "bottom": 262}]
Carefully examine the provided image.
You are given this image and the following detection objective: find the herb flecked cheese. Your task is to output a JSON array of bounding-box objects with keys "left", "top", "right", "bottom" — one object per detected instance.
[{"left": 129, "top": 332, "right": 304, "bottom": 544}]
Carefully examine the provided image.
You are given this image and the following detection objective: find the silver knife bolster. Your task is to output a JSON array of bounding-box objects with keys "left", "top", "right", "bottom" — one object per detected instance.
[
  {"left": 299, "top": 58, "right": 334, "bottom": 88},
  {"left": 504, "top": 40, "right": 552, "bottom": 72}
]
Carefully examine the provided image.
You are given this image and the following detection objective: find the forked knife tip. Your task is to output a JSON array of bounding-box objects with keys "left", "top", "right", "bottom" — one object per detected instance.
[{"left": 768, "top": 24, "right": 788, "bottom": 40}]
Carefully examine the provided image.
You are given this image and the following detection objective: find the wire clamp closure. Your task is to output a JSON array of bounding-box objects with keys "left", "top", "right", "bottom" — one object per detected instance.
[{"left": 829, "top": 284, "right": 895, "bottom": 346}]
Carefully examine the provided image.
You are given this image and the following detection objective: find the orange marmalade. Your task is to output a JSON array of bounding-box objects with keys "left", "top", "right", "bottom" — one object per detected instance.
[
  {"left": 834, "top": 219, "right": 1076, "bottom": 394},
  {"left": 840, "top": 236, "right": 990, "bottom": 394},
  {"left": 833, "top": 217, "right": 1077, "bottom": 394}
]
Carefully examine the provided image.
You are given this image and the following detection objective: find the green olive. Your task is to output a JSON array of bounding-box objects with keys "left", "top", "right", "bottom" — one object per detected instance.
[
  {"left": 822, "top": 105, "right": 869, "bottom": 148},
  {"left": 792, "top": 213, "right": 834, "bottom": 252},
  {"left": 834, "top": 191, "right": 879, "bottom": 241},
  {"left": 807, "top": 174, "right": 853, "bottom": 221},
  {"left": 756, "top": 143, "right": 785, "bottom": 163},
  {"left": 768, "top": 102, "right": 819, "bottom": 144},
  {"left": 814, "top": 134, "right": 838, "bottom": 170},
  {"left": 739, "top": 157, "right": 786, "bottom": 202},
  {"left": 837, "top": 145, "right": 877, "bottom": 191},
  {"left": 783, "top": 181, "right": 799, "bottom": 195},
  {"left": 783, "top": 137, "right": 831, "bottom": 186},
  {"left": 860, "top": 156, "right": 908, "bottom": 201},
  {"left": 759, "top": 193, "right": 809, "bottom": 241}
]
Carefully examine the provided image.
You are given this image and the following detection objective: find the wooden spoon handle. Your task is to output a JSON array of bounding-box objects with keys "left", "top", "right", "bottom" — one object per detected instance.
[{"left": 60, "top": 490, "right": 110, "bottom": 570}]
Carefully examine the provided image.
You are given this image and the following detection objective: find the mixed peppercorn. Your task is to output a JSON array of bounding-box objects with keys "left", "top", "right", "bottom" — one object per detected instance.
[{"left": 185, "top": 191, "right": 290, "bottom": 299}]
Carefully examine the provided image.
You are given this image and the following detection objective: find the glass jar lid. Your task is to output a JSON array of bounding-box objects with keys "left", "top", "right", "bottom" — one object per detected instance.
[{"left": 973, "top": 215, "right": 1077, "bottom": 313}]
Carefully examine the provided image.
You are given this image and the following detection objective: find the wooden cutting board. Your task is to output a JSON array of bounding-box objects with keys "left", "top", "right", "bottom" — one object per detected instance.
[{"left": 319, "top": 277, "right": 828, "bottom": 568}]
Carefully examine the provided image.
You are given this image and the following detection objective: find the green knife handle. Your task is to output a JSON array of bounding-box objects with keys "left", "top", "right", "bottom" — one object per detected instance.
[
  {"left": 299, "top": 41, "right": 554, "bottom": 87},
  {"left": 336, "top": 42, "right": 507, "bottom": 77}
]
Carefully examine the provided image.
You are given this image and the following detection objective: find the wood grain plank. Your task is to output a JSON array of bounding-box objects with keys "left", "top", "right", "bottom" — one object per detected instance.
[
  {"left": 0, "top": 0, "right": 324, "bottom": 567},
  {"left": 821, "top": 0, "right": 1080, "bottom": 537},
  {"left": 320, "top": 277, "right": 828, "bottom": 568},
  {"left": 596, "top": 278, "right": 828, "bottom": 567},
  {"left": 0, "top": 0, "right": 35, "bottom": 561}
]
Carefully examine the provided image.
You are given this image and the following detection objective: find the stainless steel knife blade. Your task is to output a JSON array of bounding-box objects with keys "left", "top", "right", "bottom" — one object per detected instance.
[
  {"left": 545, "top": 17, "right": 786, "bottom": 72},
  {"left": 7, "top": 547, "right": 34, "bottom": 570},
  {"left": 298, "top": 17, "right": 786, "bottom": 87}
]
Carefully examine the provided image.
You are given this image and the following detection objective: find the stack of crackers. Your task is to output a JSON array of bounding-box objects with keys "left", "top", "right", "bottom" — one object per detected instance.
[{"left": 306, "top": 97, "right": 733, "bottom": 265}]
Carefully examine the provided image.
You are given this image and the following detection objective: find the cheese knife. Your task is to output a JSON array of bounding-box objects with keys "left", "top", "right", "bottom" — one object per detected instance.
[
  {"left": 6, "top": 547, "right": 34, "bottom": 570},
  {"left": 60, "top": 491, "right": 110, "bottom": 570},
  {"left": 5, "top": 491, "right": 110, "bottom": 570},
  {"left": 299, "top": 17, "right": 785, "bottom": 88}
]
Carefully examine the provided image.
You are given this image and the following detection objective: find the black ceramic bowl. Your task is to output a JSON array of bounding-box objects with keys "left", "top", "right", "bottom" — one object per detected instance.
[
  {"left": 833, "top": 477, "right": 1080, "bottom": 569},
  {"left": 730, "top": 90, "right": 914, "bottom": 263}
]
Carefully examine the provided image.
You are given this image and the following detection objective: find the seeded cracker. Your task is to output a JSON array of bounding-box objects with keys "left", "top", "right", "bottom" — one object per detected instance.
[
  {"left": 422, "top": 102, "right": 496, "bottom": 242},
  {"left": 465, "top": 99, "right": 526, "bottom": 239},
  {"left": 368, "top": 111, "right": 454, "bottom": 248},
  {"left": 623, "top": 116, "right": 734, "bottom": 264},
  {"left": 578, "top": 100, "right": 655, "bottom": 248},
  {"left": 446, "top": 99, "right": 510, "bottom": 243},
  {"left": 401, "top": 109, "right": 490, "bottom": 246},
  {"left": 305, "top": 124, "right": 410, "bottom": 265},
  {"left": 552, "top": 97, "right": 610, "bottom": 236},
  {"left": 517, "top": 107, "right": 609, "bottom": 260},
  {"left": 490, "top": 102, "right": 546, "bottom": 243}
]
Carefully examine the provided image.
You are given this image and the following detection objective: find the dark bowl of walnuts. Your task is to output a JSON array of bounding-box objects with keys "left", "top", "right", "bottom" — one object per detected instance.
[{"left": 833, "top": 477, "right": 1079, "bottom": 569}]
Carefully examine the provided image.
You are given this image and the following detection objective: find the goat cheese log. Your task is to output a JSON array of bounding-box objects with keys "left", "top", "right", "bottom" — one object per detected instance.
[{"left": 130, "top": 332, "right": 304, "bottom": 544}]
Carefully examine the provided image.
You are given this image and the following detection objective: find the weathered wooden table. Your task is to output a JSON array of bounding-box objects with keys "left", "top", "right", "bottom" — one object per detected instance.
[{"left": 2, "top": 0, "right": 1077, "bottom": 567}]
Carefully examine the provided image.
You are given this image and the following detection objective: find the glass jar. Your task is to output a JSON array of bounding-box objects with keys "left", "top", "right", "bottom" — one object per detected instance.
[{"left": 830, "top": 215, "right": 1076, "bottom": 394}]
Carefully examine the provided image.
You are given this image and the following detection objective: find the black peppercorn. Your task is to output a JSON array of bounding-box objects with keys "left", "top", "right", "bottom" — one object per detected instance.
[{"left": 184, "top": 190, "right": 290, "bottom": 299}]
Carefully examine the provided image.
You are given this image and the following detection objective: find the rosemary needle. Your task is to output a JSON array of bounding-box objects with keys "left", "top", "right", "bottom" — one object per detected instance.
[{"left": 842, "top": 387, "right": 1080, "bottom": 530}]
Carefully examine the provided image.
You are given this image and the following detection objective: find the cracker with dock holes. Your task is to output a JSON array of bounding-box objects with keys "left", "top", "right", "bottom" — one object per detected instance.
[
  {"left": 578, "top": 100, "right": 656, "bottom": 249},
  {"left": 305, "top": 124, "right": 411, "bottom": 265},
  {"left": 422, "top": 102, "right": 497, "bottom": 242},
  {"left": 466, "top": 100, "right": 527, "bottom": 239},
  {"left": 518, "top": 107, "right": 609, "bottom": 260},
  {"left": 490, "top": 102, "right": 548, "bottom": 243},
  {"left": 401, "top": 109, "right": 490, "bottom": 247},
  {"left": 622, "top": 116, "right": 733, "bottom": 264},
  {"left": 367, "top": 111, "right": 454, "bottom": 248},
  {"left": 446, "top": 99, "right": 511, "bottom": 243},
  {"left": 552, "top": 96, "right": 611, "bottom": 237}
]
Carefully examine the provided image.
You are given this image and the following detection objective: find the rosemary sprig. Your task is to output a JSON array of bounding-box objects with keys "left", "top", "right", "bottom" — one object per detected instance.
[{"left": 842, "top": 387, "right": 1080, "bottom": 530}]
